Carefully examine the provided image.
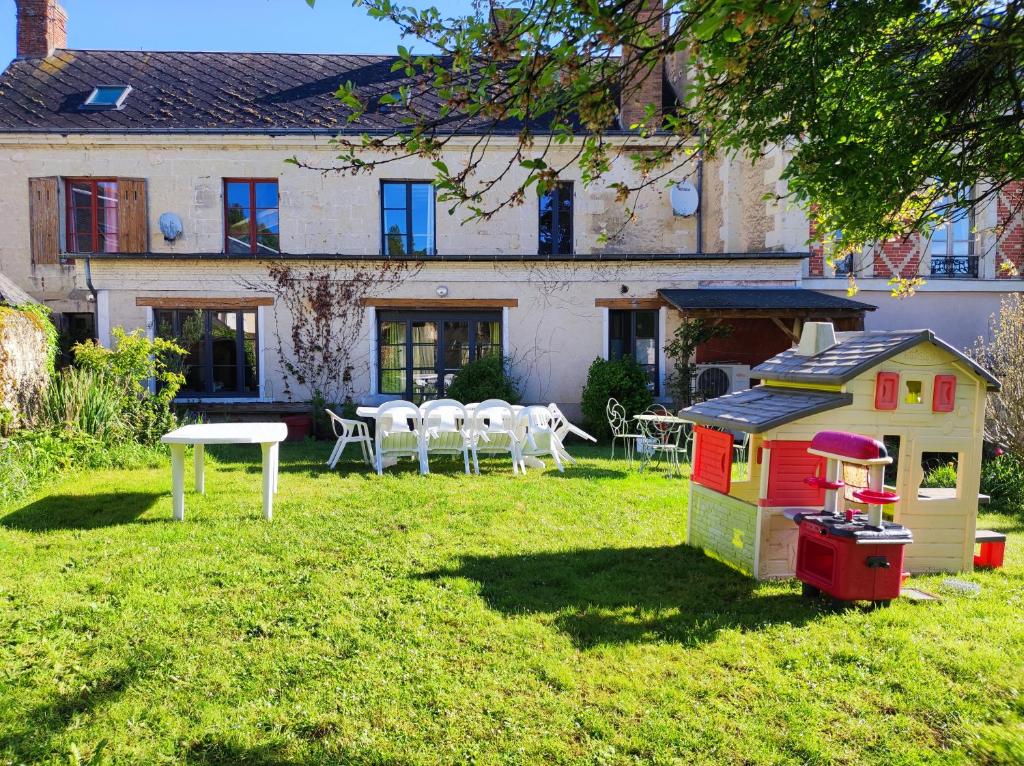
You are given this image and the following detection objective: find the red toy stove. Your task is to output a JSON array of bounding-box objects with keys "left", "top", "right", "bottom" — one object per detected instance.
[
  {"left": 794, "top": 512, "right": 912, "bottom": 604},
  {"left": 788, "top": 431, "right": 914, "bottom": 605}
]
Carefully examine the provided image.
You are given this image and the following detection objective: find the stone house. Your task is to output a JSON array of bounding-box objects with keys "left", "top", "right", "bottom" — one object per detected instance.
[{"left": 0, "top": 1, "right": 1013, "bottom": 415}]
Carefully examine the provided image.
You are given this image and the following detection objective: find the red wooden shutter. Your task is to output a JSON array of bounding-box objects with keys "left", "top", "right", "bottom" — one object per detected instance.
[
  {"left": 117, "top": 178, "right": 149, "bottom": 253},
  {"left": 932, "top": 375, "right": 957, "bottom": 413},
  {"left": 692, "top": 426, "right": 733, "bottom": 495},
  {"left": 763, "top": 440, "right": 826, "bottom": 507},
  {"left": 28, "top": 177, "right": 59, "bottom": 265},
  {"left": 874, "top": 371, "right": 900, "bottom": 410}
]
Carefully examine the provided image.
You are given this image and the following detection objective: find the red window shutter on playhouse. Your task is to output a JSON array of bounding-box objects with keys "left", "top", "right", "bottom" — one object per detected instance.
[
  {"left": 933, "top": 375, "right": 957, "bottom": 412},
  {"left": 763, "top": 441, "right": 827, "bottom": 507},
  {"left": 692, "top": 426, "right": 733, "bottom": 494},
  {"left": 874, "top": 372, "right": 900, "bottom": 410}
]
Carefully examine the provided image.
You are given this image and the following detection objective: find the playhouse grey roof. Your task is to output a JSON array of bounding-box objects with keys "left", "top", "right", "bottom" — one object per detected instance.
[
  {"left": 681, "top": 386, "right": 853, "bottom": 434},
  {"left": 753, "top": 329, "right": 1000, "bottom": 391},
  {"left": 658, "top": 288, "right": 876, "bottom": 313},
  {"left": 0, "top": 49, "right": 605, "bottom": 135}
]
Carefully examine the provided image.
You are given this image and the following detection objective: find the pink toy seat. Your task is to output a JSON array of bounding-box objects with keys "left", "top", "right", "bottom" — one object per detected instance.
[
  {"left": 852, "top": 488, "right": 900, "bottom": 506},
  {"left": 809, "top": 431, "right": 887, "bottom": 462}
]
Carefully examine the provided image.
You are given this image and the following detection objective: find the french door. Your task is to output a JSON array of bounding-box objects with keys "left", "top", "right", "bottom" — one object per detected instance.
[{"left": 378, "top": 311, "right": 502, "bottom": 402}]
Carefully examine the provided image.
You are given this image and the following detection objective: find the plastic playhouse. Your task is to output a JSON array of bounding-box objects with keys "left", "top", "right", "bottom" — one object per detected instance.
[{"left": 682, "top": 322, "right": 1000, "bottom": 579}]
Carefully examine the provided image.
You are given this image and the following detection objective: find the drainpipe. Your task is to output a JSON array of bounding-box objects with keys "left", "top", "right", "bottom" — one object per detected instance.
[
  {"left": 695, "top": 132, "right": 704, "bottom": 256},
  {"left": 84, "top": 255, "right": 99, "bottom": 336}
]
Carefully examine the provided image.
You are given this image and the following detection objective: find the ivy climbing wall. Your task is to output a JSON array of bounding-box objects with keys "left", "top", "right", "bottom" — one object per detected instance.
[{"left": 0, "top": 306, "right": 51, "bottom": 430}]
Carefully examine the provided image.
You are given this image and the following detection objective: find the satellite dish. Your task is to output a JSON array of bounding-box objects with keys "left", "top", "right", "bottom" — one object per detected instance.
[
  {"left": 159, "top": 212, "right": 183, "bottom": 241},
  {"left": 670, "top": 180, "right": 699, "bottom": 217}
]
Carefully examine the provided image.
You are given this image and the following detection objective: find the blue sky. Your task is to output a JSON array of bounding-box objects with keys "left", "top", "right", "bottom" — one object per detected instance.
[{"left": 1, "top": 0, "right": 474, "bottom": 66}]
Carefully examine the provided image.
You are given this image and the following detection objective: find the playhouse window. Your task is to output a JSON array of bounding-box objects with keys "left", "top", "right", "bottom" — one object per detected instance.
[
  {"left": 904, "top": 380, "right": 923, "bottom": 405},
  {"left": 883, "top": 435, "right": 901, "bottom": 487},
  {"left": 918, "top": 451, "right": 961, "bottom": 500}
]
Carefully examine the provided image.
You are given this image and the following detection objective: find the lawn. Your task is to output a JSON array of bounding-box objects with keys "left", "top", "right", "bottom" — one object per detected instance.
[{"left": 0, "top": 443, "right": 1022, "bottom": 765}]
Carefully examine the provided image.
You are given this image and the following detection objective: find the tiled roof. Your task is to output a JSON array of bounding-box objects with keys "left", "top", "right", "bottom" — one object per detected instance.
[
  {"left": 658, "top": 288, "right": 876, "bottom": 313},
  {"left": 0, "top": 49, "right": 540, "bottom": 133},
  {"left": 753, "top": 329, "right": 1000, "bottom": 391},
  {"left": 681, "top": 386, "right": 853, "bottom": 434}
]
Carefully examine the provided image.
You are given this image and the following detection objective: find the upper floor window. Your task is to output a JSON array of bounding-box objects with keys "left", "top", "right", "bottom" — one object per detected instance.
[
  {"left": 930, "top": 193, "right": 977, "bottom": 278},
  {"left": 224, "top": 180, "right": 280, "bottom": 255},
  {"left": 66, "top": 179, "right": 119, "bottom": 253},
  {"left": 382, "top": 181, "right": 435, "bottom": 256},
  {"left": 539, "top": 181, "right": 573, "bottom": 255}
]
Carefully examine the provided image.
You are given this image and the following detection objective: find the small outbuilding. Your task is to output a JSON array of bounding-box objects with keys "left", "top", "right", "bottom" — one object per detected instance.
[{"left": 681, "top": 322, "right": 1000, "bottom": 579}]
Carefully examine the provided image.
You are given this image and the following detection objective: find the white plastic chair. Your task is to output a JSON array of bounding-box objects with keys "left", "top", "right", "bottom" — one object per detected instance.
[
  {"left": 374, "top": 400, "right": 426, "bottom": 475},
  {"left": 606, "top": 398, "right": 643, "bottom": 465},
  {"left": 468, "top": 399, "right": 522, "bottom": 474},
  {"left": 733, "top": 431, "right": 751, "bottom": 479},
  {"left": 421, "top": 399, "right": 472, "bottom": 475},
  {"left": 515, "top": 406, "right": 565, "bottom": 473},
  {"left": 324, "top": 409, "right": 374, "bottom": 469},
  {"left": 547, "top": 403, "right": 596, "bottom": 464}
]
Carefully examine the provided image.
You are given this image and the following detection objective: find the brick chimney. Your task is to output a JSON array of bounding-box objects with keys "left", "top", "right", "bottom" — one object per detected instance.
[
  {"left": 488, "top": 2, "right": 525, "bottom": 56},
  {"left": 16, "top": 0, "right": 67, "bottom": 59},
  {"left": 619, "top": 0, "right": 665, "bottom": 131}
]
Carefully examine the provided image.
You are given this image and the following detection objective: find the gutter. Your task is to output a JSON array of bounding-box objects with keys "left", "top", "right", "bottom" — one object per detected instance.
[{"left": 82, "top": 251, "right": 810, "bottom": 263}]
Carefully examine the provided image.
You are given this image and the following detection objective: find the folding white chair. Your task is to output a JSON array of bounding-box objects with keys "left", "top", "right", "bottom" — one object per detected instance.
[
  {"left": 421, "top": 399, "right": 472, "bottom": 475},
  {"left": 547, "top": 403, "right": 597, "bottom": 464},
  {"left": 324, "top": 408, "right": 374, "bottom": 469},
  {"left": 468, "top": 399, "right": 522, "bottom": 475},
  {"left": 374, "top": 400, "right": 426, "bottom": 475},
  {"left": 515, "top": 405, "right": 565, "bottom": 473}
]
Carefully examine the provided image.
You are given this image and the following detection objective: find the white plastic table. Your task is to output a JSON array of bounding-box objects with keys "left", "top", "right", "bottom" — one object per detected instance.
[{"left": 160, "top": 423, "right": 288, "bottom": 521}]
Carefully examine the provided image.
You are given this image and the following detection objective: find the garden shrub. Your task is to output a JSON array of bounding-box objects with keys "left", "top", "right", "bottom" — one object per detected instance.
[
  {"left": 73, "top": 328, "right": 186, "bottom": 443},
  {"left": 446, "top": 355, "right": 521, "bottom": 404},
  {"left": 980, "top": 452, "right": 1024, "bottom": 516},
  {"left": 921, "top": 461, "right": 958, "bottom": 489},
  {"left": 580, "top": 357, "right": 654, "bottom": 441}
]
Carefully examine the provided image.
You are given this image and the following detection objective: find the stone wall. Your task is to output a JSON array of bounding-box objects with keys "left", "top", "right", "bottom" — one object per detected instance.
[{"left": 0, "top": 306, "right": 51, "bottom": 428}]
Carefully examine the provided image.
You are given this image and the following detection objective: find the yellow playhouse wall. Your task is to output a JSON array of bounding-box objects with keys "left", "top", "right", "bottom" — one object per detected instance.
[{"left": 759, "top": 341, "right": 987, "bottom": 574}]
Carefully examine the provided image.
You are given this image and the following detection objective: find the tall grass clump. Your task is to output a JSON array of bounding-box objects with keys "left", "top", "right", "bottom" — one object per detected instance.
[{"left": 40, "top": 367, "right": 125, "bottom": 440}]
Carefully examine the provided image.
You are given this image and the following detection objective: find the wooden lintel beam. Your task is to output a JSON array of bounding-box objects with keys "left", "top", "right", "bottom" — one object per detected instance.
[
  {"left": 594, "top": 298, "right": 666, "bottom": 310},
  {"left": 136, "top": 296, "right": 273, "bottom": 309},
  {"left": 360, "top": 297, "right": 519, "bottom": 309}
]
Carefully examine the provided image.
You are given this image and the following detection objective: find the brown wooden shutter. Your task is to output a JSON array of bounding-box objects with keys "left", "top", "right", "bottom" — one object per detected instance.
[
  {"left": 28, "top": 177, "right": 60, "bottom": 265},
  {"left": 117, "top": 178, "right": 149, "bottom": 253}
]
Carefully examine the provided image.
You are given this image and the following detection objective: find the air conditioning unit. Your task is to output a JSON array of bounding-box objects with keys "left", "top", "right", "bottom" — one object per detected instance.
[{"left": 693, "top": 364, "right": 751, "bottom": 400}]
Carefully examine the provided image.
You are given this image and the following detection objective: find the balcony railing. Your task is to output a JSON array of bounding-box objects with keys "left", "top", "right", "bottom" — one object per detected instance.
[{"left": 930, "top": 255, "right": 979, "bottom": 278}]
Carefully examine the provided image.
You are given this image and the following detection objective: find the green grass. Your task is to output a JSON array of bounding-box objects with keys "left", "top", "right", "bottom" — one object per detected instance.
[{"left": 0, "top": 443, "right": 1022, "bottom": 765}]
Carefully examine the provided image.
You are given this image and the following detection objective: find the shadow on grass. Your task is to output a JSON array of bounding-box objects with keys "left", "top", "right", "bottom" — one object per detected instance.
[
  {"left": 0, "top": 492, "right": 162, "bottom": 531},
  {"left": 0, "top": 656, "right": 151, "bottom": 760},
  {"left": 421, "top": 544, "right": 819, "bottom": 648}
]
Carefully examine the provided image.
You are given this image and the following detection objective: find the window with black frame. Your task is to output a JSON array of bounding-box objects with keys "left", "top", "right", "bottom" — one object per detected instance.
[
  {"left": 608, "top": 309, "right": 658, "bottom": 394},
  {"left": 155, "top": 308, "right": 259, "bottom": 397},
  {"left": 381, "top": 181, "right": 435, "bottom": 256},
  {"left": 378, "top": 311, "right": 501, "bottom": 402},
  {"left": 930, "top": 192, "right": 977, "bottom": 277},
  {"left": 539, "top": 181, "right": 573, "bottom": 255}
]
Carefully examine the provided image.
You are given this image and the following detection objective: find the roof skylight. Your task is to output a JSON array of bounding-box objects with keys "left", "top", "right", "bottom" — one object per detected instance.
[{"left": 80, "top": 85, "right": 132, "bottom": 111}]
